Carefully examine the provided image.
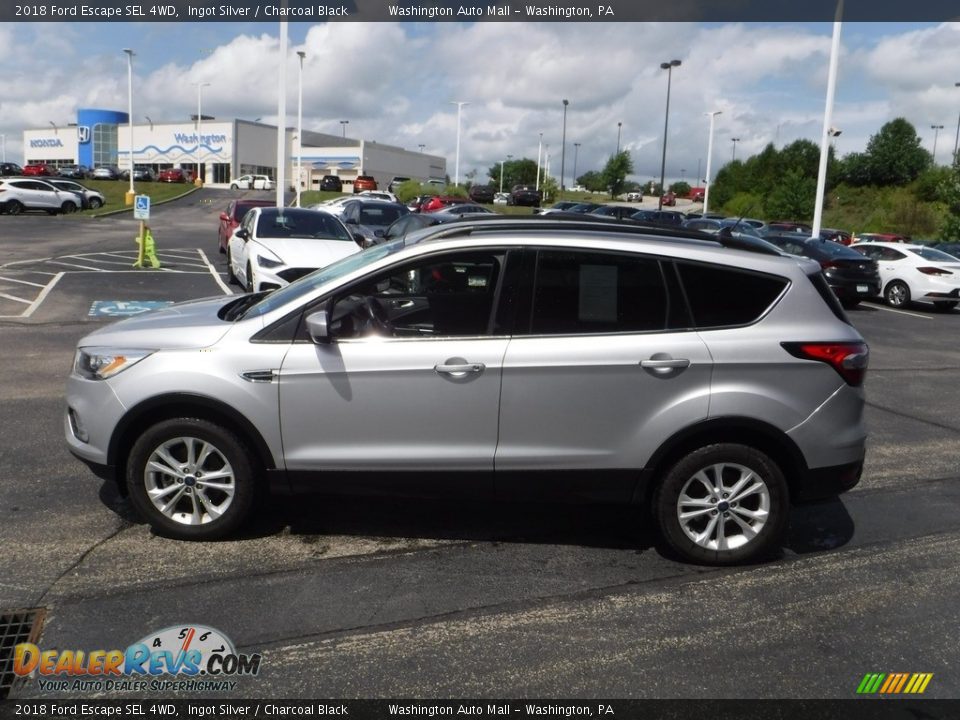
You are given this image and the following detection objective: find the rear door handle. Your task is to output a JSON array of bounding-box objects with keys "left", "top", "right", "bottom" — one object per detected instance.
[{"left": 640, "top": 358, "right": 690, "bottom": 369}]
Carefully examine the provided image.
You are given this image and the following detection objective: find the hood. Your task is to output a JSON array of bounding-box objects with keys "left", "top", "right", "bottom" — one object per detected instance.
[
  {"left": 256, "top": 237, "right": 360, "bottom": 267},
  {"left": 78, "top": 295, "right": 239, "bottom": 350}
]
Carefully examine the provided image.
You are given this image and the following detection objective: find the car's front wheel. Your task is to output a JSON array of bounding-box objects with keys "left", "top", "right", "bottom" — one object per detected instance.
[
  {"left": 61, "top": 200, "right": 77, "bottom": 214},
  {"left": 89, "top": 198, "right": 103, "bottom": 209},
  {"left": 655, "top": 443, "right": 788, "bottom": 565},
  {"left": 126, "top": 418, "right": 258, "bottom": 540},
  {"left": 230, "top": 183, "right": 239, "bottom": 190},
  {"left": 884, "top": 280, "right": 910, "bottom": 308},
  {"left": 6, "top": 200, "right": 24, "bottom": 215},
  {"left": 226, "top": 249, "right": 238, "bottom": 285}
]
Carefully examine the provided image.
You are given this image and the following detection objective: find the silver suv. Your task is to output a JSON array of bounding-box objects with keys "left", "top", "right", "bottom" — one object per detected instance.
[{"left": 65, "top": 219, "right": 868, "bottom": 564}]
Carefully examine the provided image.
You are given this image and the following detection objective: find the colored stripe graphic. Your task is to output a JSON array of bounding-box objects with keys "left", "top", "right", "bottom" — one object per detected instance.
[{"left": 858, "top": 673, "right": 932, "bottom": 694}]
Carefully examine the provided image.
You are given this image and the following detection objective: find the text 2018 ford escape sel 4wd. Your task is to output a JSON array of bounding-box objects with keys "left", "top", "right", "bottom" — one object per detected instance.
[{"left": 65, "top": 218, "right": 868, "bottom": 564}]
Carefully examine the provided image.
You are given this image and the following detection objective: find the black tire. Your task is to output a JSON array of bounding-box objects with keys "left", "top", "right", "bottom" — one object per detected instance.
[
  {"left": 884, "top": 280, "right": 910, "bottom": 308},
  {"left": 89, "top": 198, "right": 103, "bottom": 209},
  {"left": 246, "top": 263, "right": 255, "bottom": 293},
  {"left": 230, "top": 183, "right": 239, "bottom": 190},
  {"left": 226, "top": 250, "right": 238, "bottom": 285},
  {"left": 655, "top": 443, "right": 789, "bottom": 565},
  {"left": 7, "top": 200, "right": 24, "bottom": 215},
  {"left": 933, "top": 301, "right": 958, "bottom": 312},
  {"left": 126, "top": 418, "right": 258, "bottom": 540},
  {"left": 61, "top": 200, "right": 77, "bottom": 214}
]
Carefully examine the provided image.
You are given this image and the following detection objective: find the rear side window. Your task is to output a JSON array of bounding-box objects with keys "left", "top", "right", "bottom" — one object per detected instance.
[
  {"left": 676, "top": 261, "right": 787, "bottom": 328},
  {"left": 528, "top": 250, "right": 668, "bottom": 334}
]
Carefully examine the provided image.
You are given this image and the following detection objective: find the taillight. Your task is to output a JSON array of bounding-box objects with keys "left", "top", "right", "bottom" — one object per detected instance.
[
  {"left": 917, "top": 266, "right": 953, "bottom": 276},
  {"left": 781, "top": 341, "right": 869, "bottom": 386},
  {"left": 820, "top": 260, "right": 839, "bottom": 270}
]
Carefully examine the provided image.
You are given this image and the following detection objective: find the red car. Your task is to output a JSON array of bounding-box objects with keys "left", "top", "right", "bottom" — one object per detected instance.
[
  {"left": 420, "top": 196, "right": 471, "bottom": 213},
  {"left": 22, "top": 163, "right": 59, "bottom": 176},
  {"left": 661, "top": 191, "right": 677, "bottom": 206},
  {"left": 854, "top": 232, "right": 909, "bottom": 244},
  {"left": 353, "top": 175, "right": 378, "bottom": 193},
  {"left": 158, "top": 168, "right": 189, "bottom": 183},
  {"left": 218, "top": 199, "right": 276, "bottom": 253}
]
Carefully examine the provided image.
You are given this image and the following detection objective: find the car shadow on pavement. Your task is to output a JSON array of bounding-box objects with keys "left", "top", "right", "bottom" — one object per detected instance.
[{"left": 786, "top": 498, "right": 855, "bottom": 554}]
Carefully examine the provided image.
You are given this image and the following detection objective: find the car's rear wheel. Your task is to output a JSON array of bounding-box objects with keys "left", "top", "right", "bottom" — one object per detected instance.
[
  {"left": 89, "top": 198, "right": 103, "bottom": 209},
  {"left": 126, "top": 418, "right": 258, "bottom": 540},
  {"left": 230, "top": 183, "right": 239, "bottom": 190},
  {"left": 933, "top": 301, "right": 958, "bottom": 312},
  {"left": 226, "top": 250, "right": 238, "bottom": 285},
  {"left": 7, "top": 200, "right": 24, "bottom": 215},
  {"left": 246, "top": 262, "right": 255, "bottom": 293},
  {"left": 884, "top": 280, "right": 910, "bottom": 308},
  {"left": 61, "top": 201, "right": 77, "bottom": 214},
  {"left": 655, "top": 443, "right": 788, "bottom": 565}
]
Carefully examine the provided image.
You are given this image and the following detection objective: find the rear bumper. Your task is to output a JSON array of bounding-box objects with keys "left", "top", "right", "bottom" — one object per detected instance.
[{"left": 793, "top": 455, "right": 864, "bottom": 503}]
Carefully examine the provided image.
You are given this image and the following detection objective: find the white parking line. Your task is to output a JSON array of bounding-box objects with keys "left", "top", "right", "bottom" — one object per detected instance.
[
  {"left": 197, "top": 248, "right": 234, "bottom": 295},
  {"left": 0, "top": 276, "right": 48, "bottom": 288},
  {"left": 0, "top": 272, "right": 65, "bottom": 319},
  {"left": 49, "top": 260, "right": 107, "bottom": 271},
  {"left": 866, "top": 304, "right": 933, "bottom": 320},
  {"left": 0, "top": 292, "right": 31, "bottom": 304}
]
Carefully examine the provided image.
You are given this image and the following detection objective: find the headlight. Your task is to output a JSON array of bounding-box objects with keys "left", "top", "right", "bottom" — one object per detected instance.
[
  {"left": 257, "top": 252, "right": 284, "bottom": 269},
  {"left": 74, "top": 348, "right": 154, "bottom": 380}
]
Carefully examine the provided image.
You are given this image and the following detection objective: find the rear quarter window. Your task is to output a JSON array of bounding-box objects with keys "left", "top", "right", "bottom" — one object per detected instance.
[{"left": 676, "top": 261, "right": 788, "bottom": 328}]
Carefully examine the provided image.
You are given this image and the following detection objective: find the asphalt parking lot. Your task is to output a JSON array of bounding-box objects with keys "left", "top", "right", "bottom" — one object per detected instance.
[{"left": 1, "top": 190, "right": 958, "bottom": 700}]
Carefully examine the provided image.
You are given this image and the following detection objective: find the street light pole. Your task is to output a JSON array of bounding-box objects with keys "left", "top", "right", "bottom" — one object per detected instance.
[
  {"left": 811, "top": 3, "right": 842, "bottom": 239},
  {"left": 536, "top": 132, "right": 543, "bottom": 191},
  {"left": 616, "top": 122, "right": 622, "bottom": 154},
  {"left": 296, "top": 50, "right": 305, "bottom": 207},
  {"left": 953, "top": 82, "right": 960, "bottom": 164},
  {"left": 193, "top": 81, "right": 210, "bottom": 187},
  {"left": 0, "top": 134, "right": 5, "bottom": 162},
  {"left": 450, "top": 101, "right": 469, "bottom": 187},
  {"left": 418, "top": 144, "right": 425, "bottom": 153},
  {"left": 340, "top": 120, "right": 348, "bottom": 138},
  {"left": 276, "top": 20, "right": 288, "bottom": 208},
  {"left": 123, "top": 48, "right": 135, "bottom": 205},
  {"left": 560, "top": 99, "right": 569, "bottom": 193},
  {"left": 573, "top": 142, "right": 581, "bottom": 187},
  {"left": 703, "top": 111, "right": 721, "bottom": 215},
  {"left": 657, "top": 59, "right": 681, "bottom": 211},
  {"left": 931, "top": 124, "right": 944, "bottom": 163},
  {"left": 731, "top": 137, "right": 740, "bottom": 162}
]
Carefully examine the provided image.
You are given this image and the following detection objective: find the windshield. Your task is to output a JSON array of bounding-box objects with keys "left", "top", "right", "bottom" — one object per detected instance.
[
  {"left": 908, "top": 247, "right": 959, "bottom": 262},
  {"left": 255, "top": 208, "right": 352, "bottom": 241},
  {"left": 242, "top": 241, "right": 406, "bottom": 319}
]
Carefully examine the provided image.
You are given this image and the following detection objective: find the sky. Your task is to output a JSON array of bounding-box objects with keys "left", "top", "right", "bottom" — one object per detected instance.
[{"left": 1, "top": 20, "right": 959, "bottom": 185}]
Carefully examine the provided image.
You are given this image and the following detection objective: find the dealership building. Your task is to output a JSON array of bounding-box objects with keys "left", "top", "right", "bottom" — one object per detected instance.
[{"left": 22, "top": 108, "right": 446, "bottom": 190}]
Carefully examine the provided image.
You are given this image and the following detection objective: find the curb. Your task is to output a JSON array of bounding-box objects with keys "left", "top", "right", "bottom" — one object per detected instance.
[{"left": 84, "top": 185, "right": 203, "bottom": 219}]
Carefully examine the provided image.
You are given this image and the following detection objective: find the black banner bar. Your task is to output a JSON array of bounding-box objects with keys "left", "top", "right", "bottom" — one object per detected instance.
[
  {"left": 1, "top": 699, "right": 958, "bottom": 720},
  {"left": 3, "top": 0, "right": 960, "bottom": 23}
]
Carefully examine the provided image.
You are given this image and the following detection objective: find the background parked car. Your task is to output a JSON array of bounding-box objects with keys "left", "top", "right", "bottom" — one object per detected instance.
[
  {"left": 353, "top": 175, "right": 378, "bottom": 193},
  {"left": 852, "top": 241, "right": 960, "bottom": 311},
  {"left": 508, "top": 184, "right": 542, "bottom": 207},
  {"left": 58, "top": 165, "right": 91, "bottom": 179},
  {"left": 0, "top": 178, "right": 81, "bottom": 215},
  {"left": 158, "top": 168, "right": 189, "bottom": 183},
  {"left": 227, "top": 207, "right": 360, "bottom": 292},
  {"left": 765, "top": 233, "right": 880, "bottom": 308},
  {"left": 468, "top": 185, "right": 496, "bottom": 204},
  {"left": 218, "top": 198, "right": 276, "bottom": 253},
  {"left": 933, "top": 242, "right": 960, "bottom": 260},
  {"left": 420, "top": 196, "right": 471, "bottom": 213},
  {"left": 428, "top": 203, "right": 496, "bottom": 217},
  {"left": 590, "top": 205, "right": 641, "bottom": 221},
  {"left": 534, "top": 201, "right": 581, "bottom": 216},
  {"left": 92, "top": 166, "right": 122, "bottom": 181},
  {"left": 48, "top": 179, "right": 106, "bottom": 210},
  {"left": 661, "top": 191, "right": 677, "bottom": 206},
  {"left": 0, "top": 162, "right": 24, "bottom": 177},
  {"left": 388, "top": 176, "right": 411, "bottom": 193},
  {"left": 625, "top": 191, "right": 643, "bottom": 202},
  {"left": 122, "top": 165, "right": 156, "bottom": 182},
  {"left": 340, "top": 198, "right": 411, "bottom": 246},
  {"left": 631, "top": 209, "right": 685, "bottom": 225},
  {"left": 23, "top": 163, "right": 59, "bottom": 177},
  {"left": 231, "top": 174, "right": 275, "bottom": 190},
  {"left": 357, "top": 190, "right": 400, "bottom": 203},
  {"left": 854, "top": 232, "right": 909, "bottom": 244},
  {"left": 319, "top": 175, "right": 343, "bottom": 192}
]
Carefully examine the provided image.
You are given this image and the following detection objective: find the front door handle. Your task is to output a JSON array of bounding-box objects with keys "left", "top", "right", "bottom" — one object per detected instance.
[
  {"left": 435, "top": 362, "right": 485, "bottom": 375},
  {"left": 640, "top": 356, "right": 690, "bottom": 375}
]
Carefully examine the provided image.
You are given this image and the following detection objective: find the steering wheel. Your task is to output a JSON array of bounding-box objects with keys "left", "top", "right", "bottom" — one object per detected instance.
[{"left": 364, "top": 297, "right": 393, "bottom": 336}]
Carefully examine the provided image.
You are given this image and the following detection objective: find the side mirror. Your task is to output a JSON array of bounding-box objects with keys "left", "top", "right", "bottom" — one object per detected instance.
[
  {"left": 374, "top": 229, "right": 385, "bottom": 238},
  {"left": 219, "top": 212, "right": 230, "bottom": 222},
  {"left": 305, "top": 309, "right": 331, "bottom": 344},
  {"left": 352, "top": 232, "right": 367, "bottom": 247},
  {"left": 236, "top": 228, "right": 249, "bottom": 241}
]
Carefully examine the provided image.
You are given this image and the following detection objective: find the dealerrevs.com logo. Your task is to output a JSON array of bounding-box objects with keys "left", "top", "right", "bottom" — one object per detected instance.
[
  {"left": 857, "top": 672, "right": 934, "bottom": 695},
  {"left": 14, "top": 624, "right": 260, "bottom": 693}
]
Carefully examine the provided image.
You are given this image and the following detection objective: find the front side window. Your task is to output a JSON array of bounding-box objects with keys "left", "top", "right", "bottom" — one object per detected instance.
[
  {"left": 528, "top": 250, "right": 668, "bottom": 335},
  {"left": 329, "top": 250, "right": 505, "bottom": 339}
]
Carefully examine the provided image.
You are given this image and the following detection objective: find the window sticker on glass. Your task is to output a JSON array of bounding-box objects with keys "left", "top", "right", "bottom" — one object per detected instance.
[{"left": 579, "top": 264, "right": 618, "bottom": 322}]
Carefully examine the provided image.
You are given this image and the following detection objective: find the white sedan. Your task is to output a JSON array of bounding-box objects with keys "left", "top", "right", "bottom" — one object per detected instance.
[
  {"left": 852, "top": 242, "right": 960, "bottom": 312},
  {"left": 227, "top": 207, "right": 361, "bottom": 293},
  {"left": 231, "top": 174, "right": 275, "bottom": 191}
]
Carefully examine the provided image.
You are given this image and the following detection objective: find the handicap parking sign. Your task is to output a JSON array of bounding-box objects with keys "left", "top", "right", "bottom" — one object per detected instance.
[
  {"left": 134, "top": 195, "right": 150, "bottom": 220},
  {"left": 89, "top": 300, "right": 173, "bottom": 317}
]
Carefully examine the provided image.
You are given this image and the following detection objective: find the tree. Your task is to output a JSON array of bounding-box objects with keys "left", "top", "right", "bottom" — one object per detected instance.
[
  {"left": 601, "top": 151, "right": 633, "bottom": 199},
  {"left": 577, "top": 170, "right": 605, "bottom": 192},
  {"left": 486, "top": 158, "right": 538, "bottom": 191},
  {"left": 862, "top": 118, "right": 930, "bottom": 186},
  {"left": 764, "top": 167, "right": 816, "bottom": 221},
  {"left": 939, "top": 160, "right": 960, "bottom": 241},
  {"left": 670, "top": 181, "right": 691, "bottom": 197}
]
